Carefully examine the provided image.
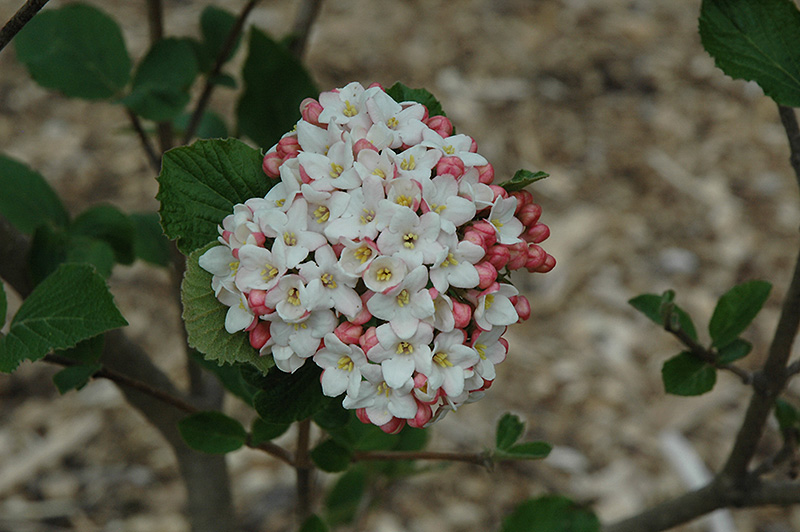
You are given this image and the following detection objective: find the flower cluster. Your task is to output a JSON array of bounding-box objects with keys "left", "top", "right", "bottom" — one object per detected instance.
[{"left": 199, "top": 82, "right": 554, "bottom": 433}]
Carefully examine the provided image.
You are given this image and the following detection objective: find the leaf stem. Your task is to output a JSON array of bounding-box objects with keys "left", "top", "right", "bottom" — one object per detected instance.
[
  {"left": 0, "top": 0, "right": 50, "bottom": 54},
  {"left": 125, "top": 108, "right": 161, "bottom": 172}
]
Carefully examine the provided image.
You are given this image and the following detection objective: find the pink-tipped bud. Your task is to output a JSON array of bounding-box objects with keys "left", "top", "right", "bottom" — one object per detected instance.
[
  {"left": 300, "top": 97, "right": 323, "bottom": 126},
  {"left": 452, "top": 300, "right": 472, "bottom": 329},
  {"left": 353, "top": 138, "right": 378, "bottom": 156},
  {"left": 356, "top": 408, "right": 371, "bottom": 425},
  {"left": 298, "top": 164, "right": 313, "bottom": 184},
  {"left": 514, "top": 295, "right": 531, "bottom": 322},
  {"left": 331, "top": 243, "right": 345, "bottom": 257},
  {"left": 428, "top": 287, "right": 439, "bottom": 300},
  {"left": 535, "top": 254, "right": 556, "bottom": 273},
  {"left": 524, "top": 223, "right": 550, "bottom": 244},
  {"left": 475, "top": 261, "right": 498, "bottom": 289},
  {"left": 262, "top": 151, "right": 282, "bottom": 178},
  {"left": 524, "top": 244, "right": 547, "bottom": 271},
  {"left": 471, "top": 221, "right": 498, "bottom": 248},
  {"left": 506, "top": 241, "right": 528, "bottom": 270},
  {"left": 349, "top": 305, "right": 372, "bottom": 326},
  {"left": 368, "top": 82, "right": 384, "bottom": 90},
  {"left": 250, "top": 232, "right": 267, "bottom": 247},
  {"left": 463, "top": 229, "right": 485, "bottom": 249},
  {"left": 247, "top": 290, "right": 270, "bottom": 316},
  {"left": 518, "top": 203, "right": 542, "bottom": 228},
  {"left": 510, "top": 190, "right": 533, "bottom": 213},
  {"left": 277, "top": 136, "right": 301, "bottom": 158},
  {"left": 425, "top": 115, "right": 453, "bottom": 138},
  {"left": 468, "top": 137, "right": 479, "bottom": 153},
  {"left": 436, "top": 155, "right": 465, "bottom": 179},
  {"left": 407, "top": 402, "right": 433, "bottom": 429},
  {"left": 476, "top": 163, "right": 495, "bottom": 184},
  {"left": 481, "top": 379, "right": 494, "bottom": 391},
  {"left": 359, "top": 326, "right": 379, "bottom": 353},
  {"left": 334, "top": 322, "right": 363, "bottom": 344},
  {"left": 379, "top": 417, "right": 406, "bottom": 434},
  {"left": 249, "top": 321, "right": 271, "bottom": 349},
  {"left": 499, "top": 337, "right": 509, "bottom": 352},
  {"left": 489, "top": 185, "right": 509, "bottom": 201},
  {"left": 485, "top": 244, "right": 511, "bottom": 270},
  {"left": 221, "top": 230, "right": 233, "bottom": 243}
]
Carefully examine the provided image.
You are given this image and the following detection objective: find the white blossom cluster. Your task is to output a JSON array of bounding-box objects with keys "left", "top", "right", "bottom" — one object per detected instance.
[{"left": 199, "top": 82, "right": 553, "bottom": 432}]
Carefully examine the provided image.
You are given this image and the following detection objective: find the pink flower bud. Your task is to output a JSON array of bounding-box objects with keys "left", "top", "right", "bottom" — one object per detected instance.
[
  {"left": 468, "top": 137, "right": 479, "bottom": 152},
  {"left": 524, "top": 244, "right": 546, "bottom": 271},
  {"left": 247, "top": 290, "right": 271, "bottom": 316},
  {"left": 248, "top": 320, "right": 271, "bottom": 349},
  {"left": 476, "top": 163, "right": 494, "bottom": 184},
  {"left": 331, "top": 243, "right": 344, "bottom": 257},
  {"left": 221, "top": 230, "right": 233, "bottom": 243},
  {"left": 499, "top": 337, "right": 509, "bottom": 352},
  {"left": 485, "top": 244, "right": 511, "bottom": 270},
  {"left": 524, "top": 222, "right": 550, "bottom": 244},
  {"left": 425, "top": 115, "right": 453, "bottom": 138},
  {"left": 510, "top": 190, "right": 533, "bottom": 213},
  {"left": 353, "top": 138, "right": 378, "bottom": 156},
  {"left": 452, "top": 300, "right": 472, "bottom": 329},
  {"left": 475, "top": 261, "right": 498, "bottom": 289},
  {"left": 428, "top": 287, "right": 439, "bottom": 300},
  {"left": 436, "top": 156, "right": 465, "bottom": 179},
  {"left": 334, "top": 321, "right": 363, "bottom": 344},
  {"left": 231, "top": 247, "right": 239, "bottom": 259},
  {"left": 262, "top": 151, "right": 282, "bottom": 178},
  {"left": 506, "top": 241, "right": 528, "bottom": 270},
  {"left": 463, "top": 229, "right": 485, "bottom": 249},
  {"left": 250, "top": 232, "right": 267, "bottom": 247},
  {"left": 379, "top": 417, "right": 406, "bottom": 434},
  {"left": 300, "top": 97, "right": 323, "bottom": 126},
  {"left": 489, "top": 185, "right": 509, "bottom": 201},
  {"left": 356, "top": 408, "right": 370, "bottom": 425},
  {"left": 518, "top": 203, "right": 542, "bottom": 228},
  {"left": 277, "top": 136, "right": 301, "bottom": 158},
  {"left": 298, "top": 164, "right": 313, "bottom": 184},
  {"left": 244, "top": 316, "right": 258, "bottom": 332},
  {"left": 359, "top": 326, "right": 379, "bottom": 353},
  {"left": 470, "top": 221, "right": 497, "bottom": 248},
  {"left": 407, "top": 402, "right": 433, "bottom": 429},
  {"left": 349, "top": 292, "right": 374, "bottom": 325},
  {"left": 514, "top": 295, "right": 531, "bottom": 322},
  {"left": 534, "top": 254, "right": 556, "bottom": 273},
  {"left": 368, "top": 82, "right": 384, "bottom": 90}
]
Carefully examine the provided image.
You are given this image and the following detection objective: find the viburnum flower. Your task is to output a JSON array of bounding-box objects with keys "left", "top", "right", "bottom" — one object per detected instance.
[{"left": 199, "top": 81, "right": 555, "bottom": 430}]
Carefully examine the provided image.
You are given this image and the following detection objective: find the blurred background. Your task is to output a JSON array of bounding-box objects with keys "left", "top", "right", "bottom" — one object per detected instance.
[{"left": 1, "top": 0, "right": 799, "bottom": 531}]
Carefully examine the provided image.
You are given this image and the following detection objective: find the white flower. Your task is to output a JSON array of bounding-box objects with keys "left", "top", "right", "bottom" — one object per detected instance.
[
  {"left": 421, "top": 128, "right": 487, "bottom": 167},
  {"left": 346, "top": 364, "right": 417, "bottom": 424},
  {"left": 427, "top": 330, "right": 480, "bottom": 397},
  {"left": 318, "top": 82, "right": 372, "bottom": 129},
  {"left": 264, "top": 274, "right": 314, "bottom": 323},
  {"left": 299, "top": 246, "right": 361, "bottom": 318},
  {"left": 199, "top": 245, "right": 238, "bottom": 296},
  {"left": 364, "top": 88, "right": 427, "bottom": 148},
  {"left": 323, "top": 175, "right": 385, "bottom": 242},
  {"left": 234, "top": 243, "right": 287, "bottom": 292},
  {"left": 259, "top": 198, "right": 327, "bottom": 268},
  {"left": 362, "top": 255, "right": 407, "bottom": 294},
  {"left": 314, "top": 333, "right": 370, "bottom": 398},
  {"left": 368, "top": 322, "right": 434, "bottom": 389},
  {"left": 217, "top": 287, "right": 254, "bottom": 333},
  {"left": 428, "top": 239, "right": 484, "bottom": 292},
  {"left": 473, "top": 283, "right": 519, "bottom": 330},
  {"left": 471, "top": 326, "right": 507, "bottom": 381},
  {"left": 487, "top": 196, "right": 523, "bottom": 245},
  {"left": 391, "top": 144, "right": 440, "bottom": 184},
  {"left": 269, "top": 309, "right": 337, "bottom": 359},
  {"left": 422, "top": 174, "right": 476, "bottom": 234},
  {"left": 300, "top": 186, "right": 351, "bottom": 239},
  {"left": 297, "top": 137, "right": 362, "bottom": 191},
  {"left": 430, "top": 290, "right": 455, "bottom": 333},
  {"left": 338, "top": 237, "right": 379, "bottom": 275},
  {"left": 376, "top": 208, "right": 443, "bottom": 267},
  {"left": 367, "top": 265, "right": 434, "bottom": 339}
]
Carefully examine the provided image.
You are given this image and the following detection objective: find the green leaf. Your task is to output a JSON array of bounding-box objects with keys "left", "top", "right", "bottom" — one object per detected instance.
[
  {"left": 299, "top": 515, "right": 329, "bottom": 532},
  {"left": 324, "top": 466, "right": 366, "bottom": 526},
  {"left": 699, "top": 0, "right": 800, "bottom": 106},
  {"left": 178, "top": 411, "right": 247, "bottom": 454},
  {"left": 0, "top": 263, "right": 128, "bottom": 373},
  {"left": 209, "top": 73, "right": 237, "bottom": 89},
  {"left": 385, "top": 82, "right": 446, "bottom": 117},
  {"left": 311, "top": 439, "right": 354, "bottom": 473},
  {"left": 661, "top": 351, "right": 717, "bottom": 396},
  {"left": 628, "top": 291, "right": 698, "bottom": 341},
  {"left": 497, "top": 441, "right": 552, "bottom": 460},
  {"left": 64, "top": 235, "right": 116, "bottom": 278},
  {"left": 775, "top": 399, "right": 800, "bottom": 432},
  {"left": 56, "top": 334, "right": 105, "bottom": 364},
  {"left": 173, "top": 111, "right": 229, "bottom": 140},
  {"left": 496, "top": 412, "right": 526, "bottom": 450},
  {"left": 197, "top": 6, "right": 241, "bottom": 72},
  {"left": 313, "top": 397, "right": 352, "bottom": 431},
  {"left": 500, "top": 169, "right": 549, "bottom": 193},
  {"left": 500, "top": 495, "right": 600, "bottom": 532},
  {"left": 250, "top": 418, "right": 290, "bottom": 445},
  {"left": 129, "top": 212, "right": 171, "bottom": 267},
  {"left": 28, "top": 226, "right": 116, "bottom": 284},
  {"left": 717, "top": 338, "right": 752, "bottom": 364},
  {"left": 121, "top": 38, "right": 199, "bottom": 122},
  {"left": 0, "top": 155, "right": 69, "bottom": 233},
  {"left": 237, "top": 28, "right": 318, "bottom": 147},
  {"left": 182, "top": 243, "right": 270, "bottom": 370},
  {"left": 0, "top": 281, "right": 6, "bottom": 327},
  {"left": 52, "top": 363, "right": 102, "bottom": 394},
  {"left": 709, "top": 280, "right": 771, "bottom": 348},
  {"left": 252, "top": 364, "right": 328, "bottom": 424},
  {"left": 14, "top": 3, "right": 130, "bottom": 99},
  {"left": 157, "top": 138, "right": 270, "bottom": 254},
  {"left": 70, "top": 204, "right": 136, "bottom": 265}
]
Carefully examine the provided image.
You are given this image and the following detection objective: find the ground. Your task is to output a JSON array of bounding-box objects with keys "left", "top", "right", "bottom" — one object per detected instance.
[{"left": 1, "top": 0, "right": 800, "bottom": 531}]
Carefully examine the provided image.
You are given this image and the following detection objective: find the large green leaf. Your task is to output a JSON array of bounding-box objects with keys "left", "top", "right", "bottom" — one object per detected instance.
[
  {"left": 178, "top": 411, "right": 247, "bottom": 454},
  {"left": 14, "top": 3, "right": 131, "bottom": 99},
  {"left": 70, "top": 204, "right": 136, "bottom": 265},
  {"left": 157, "top": 138, "right": 270, "bottom": 254},
  {"left": 182, "top": 243, "right": 272, "bottom": 371},
  {"left": 52, "top": 363, "right": 102, "bottom": 394},
  {"left": 28, "top": 225, "right": 116, "bottom": 284},
  {"left": 500, "top": 495, "right": 600, "bottom": 532},
  {"left": 629, "top": 291, "right": 698, "bottom": 341},
  {"left": 197, "top": 6, "right": 241, "bottom": 72},
  {"left": 324, "top": 466, "right": 367, "bottom": 526},
  {"left": 0, "top": 263, "right": 128, "bottom": 373},
  {"left": 311, "top": 439, "right": 354, "bottom": 473},
  {"left": 129, "top": 212, "right": 171, "bottom": 267},
  {"left": 252, "top": 364, "right": 328, "bottom": 424},
  {"left": 120, "top": 38, "right": 199, "bottom": 122},
  {"left": 0, "top": 155, "right": 69, "bottom": 233},
  {"left": 237, "top": 28, "right": 318, "bottom": 147},
  {"left": 661, "top": 351, "right": 717, "bottom": 396},
  {"left": 700, "top": 0, "right": 800, "bottom": 106},
  {"left": 385, "top": 82, "right": 446, "bottom": 117},
  {"left": 708, "top": 280, "right": 771, "bottom": 348}
]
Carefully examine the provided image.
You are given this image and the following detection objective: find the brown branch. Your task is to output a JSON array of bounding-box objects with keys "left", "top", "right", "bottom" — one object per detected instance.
[
  {"left": 353, "top": 449, "right": 492, "bottom": 467},
  {"left": 778, "top": 106, "right": 800, "bottom": 192},
  {"left": 295, "top": 418, "right": 313, "bottom": 522},
  {"left": 125, "top": 108, "right": 161, "bottom": 172},
  {"left": 182, "top": 0, "right": 260, "bottom": 145},
  {"left": 0, "top": 0, "right": 50, "bottom": 54},
  {"left": 287, "top": 0, "right": 324, "bottom": 59}
]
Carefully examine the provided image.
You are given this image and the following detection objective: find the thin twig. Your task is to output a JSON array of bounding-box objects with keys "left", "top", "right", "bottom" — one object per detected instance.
[
  {"left": 0, "top": 0, "right": 50, "bottom": 54},
  {"left": 666, "top": 322, "right": 754, "bottom": 386},
  {"left": 287, "top": 0, "right": 324, "bottom": 59},
  {"left": 787, "top": 359, "right": 800, "bottom": 378},
  {"left": 295, "top": 418, "right": 313, "bottom": 522},
  {"left": 749, "top": 430, "right": 797, "bottom": 478},
  {"left": 353, "top": 449, "right": 493, "bottom": 468},
  {"left": 182, "top": 0, "right": 260, "bottom": 144},
  {"left": 125, "top": 108, "right": 161, "bottom": 172},
  {"left": 778, "top": 106, "right": 800, "bottom": 192}
]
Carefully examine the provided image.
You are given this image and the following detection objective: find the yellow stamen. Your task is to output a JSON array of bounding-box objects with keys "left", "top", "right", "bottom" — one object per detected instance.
[
  {"left": 287, "top": 287, "right": 301, "bottom": 306},
  {"left": 337, "top": 356, "right": 354, "bottom": 372},
  {"left": 387, "top": 117, "right": 399, "bottom": 128},
  {"left": 260, "top": 265, "right": 278, "bottom": 281},
  {"left": 321, "top": 273, "right": 337, "bottom": 289},
  {"left": 443, "top": 145, "right": 455, "bottom": 155},
  {"left": 314, "top": 206, "right": 330, "bottom": 223},
  {"left": 434, "top": 352, "right": 454, "bottom": 367},
  {"left": 293, "top": 323, "right": 308, "bottom": 331},
  {"left": 377, "top": 381, "right": 391, "bottom": 396},
  {"left": 284, "top": 232, "right": 297, "bottom": 246},
  {"left": 430, "top": 203, "right": 447, "bottom": 214},
  {"left": 354, "top": 246, "right": 373, "bottom": 264},
  {"left": 360, "top": 209, "right": 375, "bottom": 224},
  {"left": 376, "top": 267, "right": 393, "bottom": 281},
  {"left": 396, "top": 289, "right": 410, "bottom": 307},
  {"left": 402, "top": 232, "right": 418, "bottom": 249},
  {"left": 276, "top": 198, "right": 286, "bottom": 207},
  {"left": 229, "top": 261, "right": 240, "bottom": 272},
  {"left": 396, "top": 195, "right": 413, "bottom": 207},
  {"left": 484, "top": 294, "right": 495, "bottom": 310},
  {"left": 475, "top": 343, "right": 487, "bottom": 360},
  {"left": 343, "top": 100, "right": 358, "bottom": 117},
  {"left": 400, "top": 155, "right": 416, "bottom": 171},
  {"left": 396, "top": 341, "right": 414, "bottom": 355},
  {"left": 491, "top": 218, "right": 504, "bottom": 229},
  {"left": 329, "top": 162, "right": 344, "bottom": 178},
  {"left": 441, "top": 253, "right": 458, "bottom": 268},
  {"left": 372, "top": 168, "right": 386, "bottom": 179}
]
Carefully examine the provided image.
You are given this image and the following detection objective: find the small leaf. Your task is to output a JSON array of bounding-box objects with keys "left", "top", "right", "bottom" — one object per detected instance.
[
  {"left": 629, "top": 291, "right": 697, "bottom": 340},
  {"left": 252, "top": 364, "right": 328, "bottom": 424},
  {"left": 662, "top": 352, "right": 717, "bottom": 396},
  {"left": 121, "top": 38, "right": 199, "bottom": 122},
  {"left": 28, "top": 226, "right": 116, "bottom": 284},
  {"left": 496, "top": 412, "right": 526, "bottom": 451},
  {"left": 299, "top": 515, "right": 329, "bottom": 532},
  {"left": 700, "top": 0, "right": 800, "bottom": 106},
  {"left": 313, "top": 398, "right": 352, "bottom": 431},
  {"left": 70, "top": 204, "right": 136, "bottom": 265},
  {"left": 628, "top": 294, "right": 663, "bottom": 324},
  {"left": 178, "top": 411, "right": 247, "bottom": 454},
  {"left": 56, "top": 334, "right": 105, "bottom": 364},
  {"left": 717, "top": 338, "right": 752, "bottom": 364},
  {"left": 129, "top": 212, "right": 171, "bottom": 267},
  {"left": 14, "top": 3, "right": 131, "bottom": 99},
  {"left": 237, "top": 27, "right": 318, "bottom": 147},
  {"left": 311, "top": 439, "right": 354, "bottom": 473},
  {"left": 0, "top": 263, "right": 128, "bottom": 373},
  {"left": 52, "top": 363, "right": 102, "bottom": 394},
  {"left": 173, "top": 111, "right": 229, "bottom": 140},
  {"left": 157, "top": 138, "right": 270, "bottom": 254},
  {"left": 775, "top": 399, "right": 800, "bottom": 433},
  {"left": 324, "top": 466, "right": 366, "bottom": 526},
  {"left": 709, "top": 280, "right": 771, "bottom": 348},
  {"left": 250, "top": 418, "right": 290, "bottom": 445},
  {"left": 197, "top": 6, "right": 241, "bottom": 72},
  {"left": 500, "top": 169, "right": 549, "bottom": 193},
  {"left": 0, "top": 155, "right": 69, "bottom": 233},
  {"left": 385, "top": 82, "right": 446, "bottom": 117},
  {"left": 500, "top": 495, "right": 600, "bottom": 532},
  {"left": 497, "top": 441, "right": 552, "bottom": 460}
]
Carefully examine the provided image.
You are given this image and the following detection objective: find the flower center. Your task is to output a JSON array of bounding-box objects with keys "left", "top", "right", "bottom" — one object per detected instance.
[
  {"left": 403, "top": 232, "right": 418, "bottom": 249},
  {"left": 360, "top": 209, "right": 375, "bottom": 224},
  {"left": 329, "top": 162, "right": 344, "bottom": 178},
  {"left": 284, "top": 231, "right": 297, "bottom": 246},
  {"left": 396, "top": 289, "right": 410, "bottom": 307},
  {"left": 372, "top": 168, "right": 386, "bottom": 179},
  {"left": 377, "top": 381, "right": 391, "bottom": 396},
  {"left": 430, "top": 203, "right": 447, "bottom": 214},
  {"left": 293, "top": 322, "right": 308, "bottom": 331},
  {"left": 376, "top": 267, "right": 393, "bottom": 281},
  {"left": 260, "top": 264, "right": 278, "bottom": 281},
  {"left": 314, "top": 205, "right": 330, "bottom": 223},
  {"left": 395, "top": 195, "right": 414, "bottom": 208},
  {"left": 337, "top": 355, "right": 354, "bottom": 372},
  {"left": 475, "top": 343, "right": 487, "bottom": 360},
  {"left": 229, "top": 260, "right": 240, "bottom": 272},
  {"left": 484, "top": 294, "right": 495, "bottom": 310},
  {"left": 443, "top": 145, "right": 455, "bottom": 155},
  {"left": 343, "top": 100, "right": 358, "bottom": 117},
  {"left": 276, "top": 198, "right": 286, "bottom": 207},
  {"left": 387, "top": 116, "right": 399, "bottom": 128},
  {"left": 441, "top": 253, "right": 458, "bottom": 268},
  {"left": 396, "top": 341, "right": 414, "bottom": 355},
  {"left": 287, "top": 287, "right": 301, "bottom": 306},
  {"left": 400, "top": 155, "right": 416, "bottom": 171},
  {"left": 491, "top": 218, "right": 504, "bottom": 229},
  {"left": 354, "top": 246, "right": 373, "bottom": 263},
  {"left": 434, "top": 352, "right": 453, "bottom": 367},
  {"left": 321, "top": 273, "right": 337, "bottom": 289}
]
